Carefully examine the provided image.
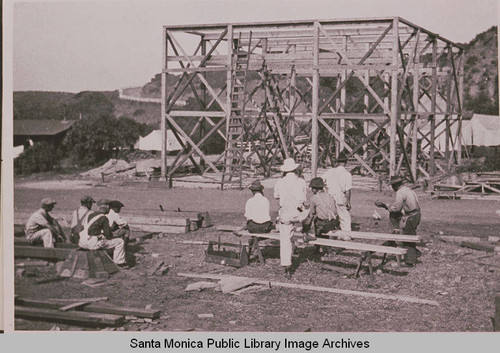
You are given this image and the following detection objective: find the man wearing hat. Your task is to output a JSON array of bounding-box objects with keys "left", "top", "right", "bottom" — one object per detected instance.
[
  {"left": 374, "top": 176, "right": 421, "bottom": 265},
  {"left": 245, "top": 180, "right": 273, "bottom": 234},
  {"left": 274, "top": 158, "right": 308, "bottom": 278},
  {"left": 70, "top": 196, "right": 95, "bottom": 244},
  {"left": 302, "top": 177, "right": 339, "bottom": 242},
  {"left": 107, "top": 200, "right": 131, "bottom": 247},
  {"left": 323, "top": 154, "right": 352, "bottom": 231},
  {"left": 25, "top": 198, "right": 66, "bottom": 248},
  {"left": 78, "top": 199, "right": 127, "bottom": 267}
]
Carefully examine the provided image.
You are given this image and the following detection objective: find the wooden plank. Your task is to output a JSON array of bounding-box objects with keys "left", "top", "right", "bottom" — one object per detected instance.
[
  {"left": 129, "top": 224, "right": 189, "bottom": 234},
  {"left": 123, "top": 215, "right": 190, "bottom": 226},
  {"left": 15, "top": 306, "right": 124, "bottom": 326},
  {"left": 177, "top": 273, "right": 439, "bottom": 306},
  {"left": 234, "top": 230, "right": 406, "bottom": 255},
  {"left": 16, "top": 298, "right": 160, "bottom": 319},
  {"left": 95, "top": 251, "right": 119, "bottom": 275},
  {"left": 222, "top": 226, "right": 420, "bottom": 244},
  {"left": 439, "top": 236, "right": 482, "bottom": 244},
  {"left": 461, "top": 242, "right": 497, "bottom": 253},
  {"left": 14, "top": 237, "right": 78, "bottom": 249},
  {"left": 59, "top": 301, "right": 94, "bottom": 312},
  {"left": 15, "top": 246, "right": 72, "bottom": 260},
  {"left": 91, "top": 251, "right": 109, "bottom": 279}
]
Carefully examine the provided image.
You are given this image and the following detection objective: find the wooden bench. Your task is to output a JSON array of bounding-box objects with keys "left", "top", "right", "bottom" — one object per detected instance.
[{"left": 217, "top": 225, "right": 409, "bottom": 279}]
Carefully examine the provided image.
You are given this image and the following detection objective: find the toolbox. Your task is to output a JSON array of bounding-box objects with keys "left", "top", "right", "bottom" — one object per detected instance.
[{"left": 205, "top": 238, "right": 248, "bottom": 268}]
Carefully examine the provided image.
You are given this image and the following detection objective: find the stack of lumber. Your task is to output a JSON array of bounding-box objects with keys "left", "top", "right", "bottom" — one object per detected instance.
[
  {"left": 15, "top": 297, "right": 161, "bottom": 328},
  {"left": 431, "top": 174, "right": 500, "bottom": 200},
  {"left": 15, "top": 209, "right": 212, "bottom": 235}
]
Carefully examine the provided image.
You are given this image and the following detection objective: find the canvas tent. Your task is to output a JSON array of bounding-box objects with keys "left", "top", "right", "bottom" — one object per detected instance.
[
  {"left": 134, "top": 130, "right": 185, "bottom": 152},
  {"left": 461, "top": 114, "right": 500, "bottom": 147}
]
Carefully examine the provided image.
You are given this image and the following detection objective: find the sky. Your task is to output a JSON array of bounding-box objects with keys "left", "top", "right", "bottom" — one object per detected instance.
[{"left": 9, "top": 0, "right": 499, "bottom": 92}]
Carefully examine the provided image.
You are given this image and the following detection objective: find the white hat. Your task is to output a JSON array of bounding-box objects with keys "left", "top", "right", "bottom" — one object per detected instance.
[{"left": 280, "top": 158, "right": 299, "bottom": 172}]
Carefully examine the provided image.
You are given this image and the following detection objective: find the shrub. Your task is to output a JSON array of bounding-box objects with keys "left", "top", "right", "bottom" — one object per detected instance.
[{"left": 14, "top": 142, "right": 60, "bottom": 175}]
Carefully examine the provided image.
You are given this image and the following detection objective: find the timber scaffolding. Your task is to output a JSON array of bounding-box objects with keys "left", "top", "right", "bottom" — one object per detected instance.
[{"left": 160, "top": 17, "right": 464, "bottom": 189}]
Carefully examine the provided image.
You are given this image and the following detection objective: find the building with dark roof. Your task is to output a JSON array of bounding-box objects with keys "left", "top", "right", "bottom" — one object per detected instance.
[{"left": 14, "top": 119, "right": 77, "bottom": 148}]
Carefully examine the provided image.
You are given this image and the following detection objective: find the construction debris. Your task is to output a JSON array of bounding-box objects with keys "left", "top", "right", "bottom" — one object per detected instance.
[{"left": 185, "top": 281, "right": 218, "bottom": 292}]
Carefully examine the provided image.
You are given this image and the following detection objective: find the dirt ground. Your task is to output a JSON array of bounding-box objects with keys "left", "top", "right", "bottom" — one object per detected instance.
[{"left": 12, "top": 177, "right": 500, "bottom": 332}]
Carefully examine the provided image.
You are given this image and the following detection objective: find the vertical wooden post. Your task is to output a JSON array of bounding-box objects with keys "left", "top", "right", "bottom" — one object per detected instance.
[
  {"left": 445, "top": 46, "right": 452, "bottom": 167},
  {"left": 226, "top": 25, "right": 233, "bottom": 140},
  {"left": 290, "top": 45, "right": 297, "bottom": 157},
  {"left": 389, "top": 17, "right": 399, "bottom": 177},
  {"left": 311, "top": 21, "right": 320, "bottom": 177},
  {"left": 457, "top": 50, "right": 465, "bottom": 166},
  {"left": 339, "top": 36, "right": 347, "bottom": 154},
  {"left": 411, "top": 34, "right": 420, "bottom": 181},
  {"left": 363, "top": 66, "right": 369, "bottom": 160},
  {"left": 335, "top": 76, "right": 341, "bottom": 158},
  {"left": 430, "top": 38, "right": 437, "bottom": 176},
  {"left": 160, "top": 27, "right": 168, "bottom": 181},
  {"left": 200, "top": 38, "right": 207, "bottom": 170}
]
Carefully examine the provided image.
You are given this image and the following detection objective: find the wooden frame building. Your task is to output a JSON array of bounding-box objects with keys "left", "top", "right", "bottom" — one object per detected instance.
[{"left": 160, "top": 17, "right": 464, "bottom": 188}]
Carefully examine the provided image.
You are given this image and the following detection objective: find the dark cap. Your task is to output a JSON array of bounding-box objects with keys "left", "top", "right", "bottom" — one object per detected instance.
[
  {"left": 310, "top": 177, "right": 325, "bottom": 189},
  {"left": 96, "top": 199, "right": 111, "bottom": 206},
  {"left": 389, "top": 176, "right": 404, "bottom": 185},
  {"left": 81, "top": 195, "right": 95, "bottom": 204},
  {"left": 249, "top": 180, "right": 264, "bottom": 191},
  {"left": 109, "top": 200, "right": 125, "bottom": 208}
]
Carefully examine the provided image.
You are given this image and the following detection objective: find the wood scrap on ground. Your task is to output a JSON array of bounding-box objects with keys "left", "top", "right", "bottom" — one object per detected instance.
[
  {"left": 177, "top": 272, "right": 439, "bottom": 306},
  {"left": 185, "top": 281, "right": 218, "bottom": 291}
]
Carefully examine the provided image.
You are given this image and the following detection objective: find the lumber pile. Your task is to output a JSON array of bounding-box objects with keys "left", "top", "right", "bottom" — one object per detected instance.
[
  {"left": 431, "top": 174, "right": 500, "bottom": 200},
  {"left": 15, "top": 209, "right": 212, "bottom": 235},
  {"left": 15, "top": 297, "right": 161, "bottom": 328}
]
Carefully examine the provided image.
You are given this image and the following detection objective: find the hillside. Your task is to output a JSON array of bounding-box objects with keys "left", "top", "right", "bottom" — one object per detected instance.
[{"left": 462, "top": 26, "right": 498, "bottom": 115}]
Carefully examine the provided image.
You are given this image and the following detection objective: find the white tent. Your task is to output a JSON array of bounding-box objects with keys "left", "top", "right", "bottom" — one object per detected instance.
[
  {"left": 134, "top": 130, "right": 186, "bottom": 152},
  {"left": 461, "top": 114, "right": 500, "bottom": 147}
]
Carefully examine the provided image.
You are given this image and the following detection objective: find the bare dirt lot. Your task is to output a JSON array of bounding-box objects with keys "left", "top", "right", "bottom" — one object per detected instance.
[{"left": 12, "top": 178, "right": 500, "bottom": 332}]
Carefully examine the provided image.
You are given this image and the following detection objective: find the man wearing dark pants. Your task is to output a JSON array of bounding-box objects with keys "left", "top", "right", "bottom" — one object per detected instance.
[
  {"left": 245, "top": 180, "right": 273, "bottom": 234},
  {"left": 375, "top": 176, "right": 421, "bottom": 265}
]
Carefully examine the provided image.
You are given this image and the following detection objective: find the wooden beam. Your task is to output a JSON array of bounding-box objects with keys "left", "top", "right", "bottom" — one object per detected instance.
[
  {"left": 389, "top": 17, "right": 399, "bottom": 177},
  {"left": 177, "top": 273, "right": 439, "bottom": 306},
  {"left": 311, "top": 21, "right": 320, "bottom": 176},
  {"left": 15, "top": 306, "right": 124, "bottom": 327},
  {"left": 15, "top": 246, "right": 71, "bottom": 261}
]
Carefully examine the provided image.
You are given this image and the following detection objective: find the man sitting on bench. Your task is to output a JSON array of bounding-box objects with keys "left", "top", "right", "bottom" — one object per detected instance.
[
  {"left": 245, "top": 180, "right": 273, "bottom": 234},
  {"left": 78, "top": 199, "right": 127, "bottom": 268},
  {"left": 25, "top": 198, "right": 66, "bottom": 248}
]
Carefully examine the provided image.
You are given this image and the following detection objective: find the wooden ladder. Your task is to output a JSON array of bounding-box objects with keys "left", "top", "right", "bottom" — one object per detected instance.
[{"left": 221, "top": 31, "right": 252, "bottom": 189}]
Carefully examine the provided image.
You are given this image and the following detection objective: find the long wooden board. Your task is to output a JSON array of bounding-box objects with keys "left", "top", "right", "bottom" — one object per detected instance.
[
  {"left": 233, "top": 230, "right": 407, "bottom": 255},
  {"left": 177, "top": 273, "right": 439, "bottom": 306},
  {"left": 129, "top": 224, "right": 189, "bottom": 234},
  {"left": 15, "top": 306, "right": 124, "bottom": 326},
  {"left": 15, "top": 298, "right": 160, "bottom": 319},
  {"left": 15, "top": 246, "right": 72, "bottom": 260},
  {"left": 217, "top": 225, "right": 421, "bottom": 243}
]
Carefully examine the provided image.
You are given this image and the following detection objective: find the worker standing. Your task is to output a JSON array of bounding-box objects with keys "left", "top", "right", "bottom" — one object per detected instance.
[
  {"left": 274, "top": 158, "right": 308, "bottom": 278},
  {"left": 323, "top": 155, "right": 352, "bottom": 231},
  {"left": 374, "top": 176, "right": 421, "bottom": 265}
]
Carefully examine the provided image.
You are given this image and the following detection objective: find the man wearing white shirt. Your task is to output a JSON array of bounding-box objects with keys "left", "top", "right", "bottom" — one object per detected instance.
[
  {"left": 245, "top": 180, "right": 273, "bottom": 233},
  {"left": 274, "top": 158, "right": 308, "bottom": 278},
  {"left": 107, "top": 200, "right": 130, "bottom": 248},
  {"left": 70, "top": 195, "right": 95, "bottom": 244},
  {"left": 324, "top": 155, "right": 352, "bottom": 231}
]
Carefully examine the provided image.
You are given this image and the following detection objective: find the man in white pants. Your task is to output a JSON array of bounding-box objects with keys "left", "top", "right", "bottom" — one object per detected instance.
[
  {"left": 78, "top": 199, "right": 127, "bottom": 267},
  {"left": 324, "top": 155, "right": 352, "bottom": 231},
  {"left": 274, "top": 158, "right": 308, "bottom": 278}
]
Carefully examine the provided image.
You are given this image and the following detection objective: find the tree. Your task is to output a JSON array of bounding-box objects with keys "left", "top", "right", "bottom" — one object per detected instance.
[
  {"left": 62, "top": 115, "right": 152, "bottom": 166},
  {"left": 14, "top": 142, "right": 60, "bottom": 175}
]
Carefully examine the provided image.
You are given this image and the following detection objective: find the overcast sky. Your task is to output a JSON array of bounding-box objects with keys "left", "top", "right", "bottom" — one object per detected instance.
[{"left": 11, "top": 0, "right": 499, "bottom": 92}]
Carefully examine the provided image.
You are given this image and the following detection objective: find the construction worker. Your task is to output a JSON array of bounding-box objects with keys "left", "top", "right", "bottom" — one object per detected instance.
[
  {"left": 302, "top": 177, "right": 339, "bottom": 239},
  {"left": 78, "top": 199, "right": 127, "bottom": 267},
  {"left": 374, "top": 176, "right": 421, "bottom": 265},
  {"left": 70, "top": 195, "right": 95, "bottom": 244},
  {"left": 274, "top": 158, "right": 309, "bottom": 278},
  {"left": 323, "top": 155, "right": 352, "bottom": 231},
  {"left": 245, "top": 180, "right": 273, "bottom": 234},
  {"left": 107, "top": 200, "right": 130, "bottom": 247},
  {"left": 25, "top": 198, "right": 66, "bottom": 248}
]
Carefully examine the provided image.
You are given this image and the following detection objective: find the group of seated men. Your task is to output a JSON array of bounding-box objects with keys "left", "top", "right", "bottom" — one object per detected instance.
[{"left": 25, "top": 196, "right": 130, "bottom": 267}]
